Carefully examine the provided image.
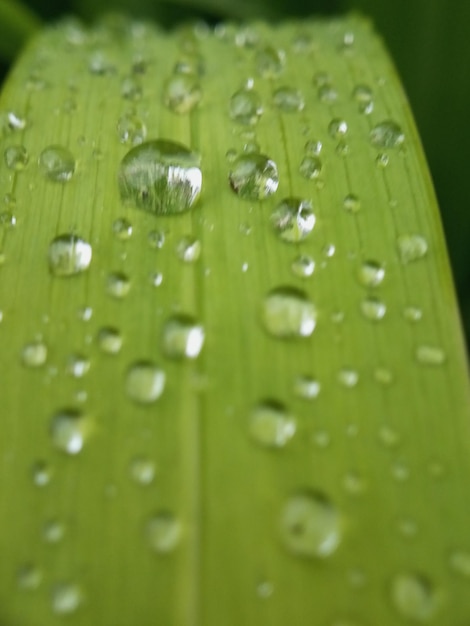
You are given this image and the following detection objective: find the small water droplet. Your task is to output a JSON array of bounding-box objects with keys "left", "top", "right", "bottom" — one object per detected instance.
[
  {"left": 0, "top": 110, "right": 27, "bottom": 134},
  {"left": 121, "top": 75, "right": 142, "bottom": 100},
  {"left": 338, "top": 368, "right": 359, "bottom": 388},
  {"left": 318, "top": 85, "right": 338, "bottom": 103},
  {"left": 322, "top": 243, "right": 336, "bottom": 258},
  {"left": 97, "top": 326, "right": 123, "bottom": 354},
  {"left": 273, "top": 86, "right": 304, "bottom": 112},
  {"left": 374, "top": 367, "right": 393, "bottom": 385},
  {"left": 130, "top": 456, "right": 156, "bottom": 485},
  {"left": 304, "top": 140, "right": 322, "bottom": 156},
  {"left": 397, "top": 234, "right": 428, "bottom": 263},
  {"left": 343, "top": 470, "right": 366, "bottom": 495},
  {"left": 404, "top": 306, "right": 423, "bottom": 322},
  {"left": 360, "top": 296, "right": 386, "bottom": 321},
  {"left": 48, "top": 234, "right": 92, "bottom": 277},
  {"left": 312, "top": 429, "right": 331, "bottom": 448},
  {"left": 229, "top": 153, "right": 279, "bottom": 200},
  {"left": 449, "top": 550, "right": 470, "bottom": 578},
  {"left": 256, "top": 580, "right": 274, "bottom": 598},
  {"left": 299, "top": 155, "right": 322, "bottom": 180},
  {"left": 112, "top": 217, "right": 133, "bottom": 240},
  {"left": 42, "top": 518, "right": 65, "bottom": 543},
  {"left": 38, "top": 145, "right": 75, "bottom": 181},
  {"left": 118, "top": 140, "right": 202, "bottom": 215},
  {"left": 126, "top": 361, "right": 166, "bottom": 404},
  {"left": 415, "top": 345, "right": 446, "bottom": 366},
  {"left": 4, "top": 145, "right": 29, "bottom": 170},
  {"left": 176, "top": 235, "right": 201, "bottom": 262},
  {"left": 50, "top": 409, "right": 88, "bottom": 455},
  {"left": 291, "top": 254, "right": 315, "bottom": 278},
  {"left": 378, "top": 426, "right": 400, "bottom": 448},
  {"left": 162, "top": 314, "right": 205, "bottom": 359},
  {"left": 17, "top": 564, "right": 42, "bottom": 590},
  {"left": 280, "top": 491, "right": 341, "bottom": 558},
  {"left": 66, "top": 353, "right": 90, "bottom": 378},
  {"left": 375, "top": 152, "right": 389, "bottom": 168},
  {"left": 270, "top": 198, "right": 315, "bottom": 242},
  {"left": 117, "top": 112, "right": 147, "bottom": 145},
  {"left": 262, "top": 286, "right": 316, "bottom": 339},
  {"left": 352, "top": 84, "right": 373, "bottom": 103},
  {"left": 390, "top": 572, "right": 438, "bottom": 622},
  {"left": 51, "top": 582, "right": 83, "bottom": 615},
  {"left": 391, "top": 461, "right": 410, "bottom": 482},
  {"left": 328, "top": 118, "right": 348, "bottom": 138},
  {"left": 229, "top": 87, "right": 263, "bottom": 125},
  {"left": 106, "top": 271, "right": 131, "bottom": 298},
  {"left": 163, "top": 73, "right": 202, "bottom": 114},
  {"left": 146, "top": 511, "right": 181, "bottom": 553},
  {"left": 249, "top": 400, "right": 296, "bottom": 448},
  {"left": 343, "top": 193, "right": 360, "bottom": 213},
  {"left": 256, "top": 46, "right": 285, "bottom": 78},
  {"left": 21, "top": 339, "right": 47, "bottom": 367},
  {"left": 370, "top": 120, "right": 404, "bottom": 148},
  {"left": 294, "top": 375, "right": 320, "bottom": 399},
  {"left": 150, "top": 271, "right": 164, "bottom": 287},
  {"left": 32, "top": 460, "right": 52, "bottom": 486},
  {"left": 357, "top": 260, "right": 385, "bottom": 288},
  {"left": 397, "top": 517, "right": 418, "bottom": 537}
]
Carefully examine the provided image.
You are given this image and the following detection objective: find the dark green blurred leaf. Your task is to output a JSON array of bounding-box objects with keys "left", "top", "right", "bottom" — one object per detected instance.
[{"left": 0, "top": 0, "right": 41, "bottom": 62}]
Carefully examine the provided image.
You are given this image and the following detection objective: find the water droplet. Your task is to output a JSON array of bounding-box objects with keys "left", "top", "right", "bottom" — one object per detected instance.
[
  {"left": 32, "top": 460, "right": 52, "bottom": 486},
  {"left": 50, "top": 408, "right": 88, "bottom": 455},
  {"left": 4, "top": 145, "right": 29, "bottom": 170},
  {"left": 38, "top": 145, "right": 75, "bottom": 182},
  {"left": 273, "top": 86, "right": 304, "bottom": 112},
  {"left": 42, "top": 518, "right": 65, "bottom": 543},
  {"left": 291, "top": 254, "right": 315, "bottom": 278},
  {"left": 328, "top": 118, "right": 348, "bottom": 138},
  {"left": 299, "top": 155, "right": 322, "bottom": 180},
  {"left": 249, "top": 400, "right": 296, "bottom": 448},
  {"left": 352, "top": 84, "right": 373, "bottom": 103},
  {"left": 229, "top": 87, "right": 263, "bottom": 125},
  {"left": 97, "top": 326, "right": 123, "bottom": 354},
  {"left": 415, "top": 345, "right": 446, "bottom": 366},
  {"left": 126, "top": 361, "right": 166, "bottom": 404},
  {"left": 88, "top": 50, "right": 115, "bottom": 75},
  {"left": 130, "top": 456, "right": 156, "bottom": 485},
  {"left": 391, "top": 461, "right": 410, "bottom": 482},
  {"left": 357, "top": 260, "right": 385, "bottom": 288},
  {"left": 17, "top": 564, "right": 42, "bottom": 590},
  {"left": 322, "top": 243, "right": 336, "bottom": 258},
  {"left": 404, "top": 306, "right": 423, "bottom": 322},
  {"left": 338, "top": 368, "right": 359, "bottom": 388},
  {"left": 118, "top": 140, "right": 202, "bottom": 215},
  {"left": 48, "top": 234, "right": 92, "bottom": 277},
  {"left": 360, "top": 296, "right": 386, "bottom": 321},
  {"left": 370, "top": 120, "right": 404, "bottom": 148},
  {"left": 318, "top": 85, "right": 338, "bottom": 103},
  {"left": 390, "top": 572, "right": 438, "bottom": 622},
  {"left": 0, "top": 210, "right": 16, "bottom": 228},
  {"left": 262, "top": 286, "right": 316, "bottom": 339},
  {"left": 270, "top": 198, "right": 315, "bottom": 242},
  {"left": 0, "top": 110, "right": 27, "bottom": 135},
  {"left": 117, "top": 113, "right": 147, "bottom": 145},
  {"left": 21, "top": 339, "right": 47, "bottom": 367},
  {"left": 121, "top": 75, "right": 142, "bottom": 100},
  {"left": 397, "top": 517, "right": 418, "bottom": 537},
  {"left": 150, "top": 271, "right": 164, "bottom": 287},
  {"left": 51, "top": 582, "right": 83, "bottom": 615},
  {"left": 163, "top": 73, "right": 202, "bottom": 114},
  {"left": 304, "top": 140, "right": 322, "bottom": 156},
  {"left": 256, "top": 580, "right": 274, "bottom": 598},
  {"left": 66, "top": 353, "right": 90, "bottom": 378},
  {"left": 229, "top": 153, "right": 279, "bottom": 200},
  {"left": 176, "top": 235, "right": 201, "bottom": 262},
  {"left": 106, "top": 271, "right": 131, "bottom": 298},
  {"left": 294, "top": 375, "right": 320, "bottom": 399},
  {"left": 449, "top": 550, "right": 470, "bottom": 578},
  {"left": 280, "top": 491, "right": 341, "bottom": 558},
  {"left": 343, "top": 471, "right": 366, "bottom": 495},
  {"left": 375, "top": 152, "right": 389, "bottom": 168},
  {"left": 397, "top": 234, "right": 428, "bottom": 263},
  {"left": 312, "top": 429, "right": 331, "bottom": 448},
  {"left": 112, "top": 217, "right": 133, "bottom": 240},
  {"left": 343, "top": 193, "right": 360, "bottom": 213},
  {"left": 146, "top": 511, "right": 181, "bottom": 553},
  {"left": 378, "top": 426, "right": 400, "bottom": 448},
  {"left": 256, "top": 46, "right": 285, "bottom": 78},
  {"left": 374, "top": 367, "right": 393, "bottom": 385},
  {"left": 162, "top": 314, "right": 205, "bottom": 359}
]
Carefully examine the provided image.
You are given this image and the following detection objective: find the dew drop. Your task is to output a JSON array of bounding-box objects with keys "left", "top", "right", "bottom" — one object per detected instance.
[
  {"left": 66, "top": 353, "right": 90, "bottom": 378},
  {"left": 21, "top": 339, "right": 47, "bottom": 367},
  {"left": 256, "top": 580, "right": 274, "bottom": 598},
  {"left": 229, "top": 153, "right": 279, "bottom": 200},
  {"left": 150, "top": 271, "right": 164, "bottom": 287},
  {"left": 256, "top": 46, "right": 285, "bottom": 78},
  {"left": 176, "top": 235, "right": 201, "bottom": 262},
  {"left": 42, "top": 519, "right": 65, "bottom": 544},
  {"left": 130, "top": 456, "right": 156, "bottom": 485},
  {"left": 262, "top": 286, "right": 316, "bottom": 339},
  {"left": 397, "top": 234, "right": 428, "bottom": 263},
  {"left": 352, "top": 84, "right": 373, "bottom": 103},
  {"left": 404, "top": 306, "right": 423, "bottom": 322},
  {"left": 4, "top": 145, "right": 29, "bottom": 170},
  {"left": 106, "top": 271, "right": 131, "bottom": 298},
  {"left": 229, "top": 87, "right": 263, "bottom": 125},
  {"left": 249, "top": 400, "right": 296, "bottom": 448},
  {"left": 32, "top": 459, "right": 53, "bottom": 486},
  {"left": 17, "top": 564, "right": 42, "bottom": 590},
  {"left": 125, "top": 361, "right": 166, "bottom": 404},
  {"left": 305, "top": 140, "right": 322, "bottom": 156},
  {"left": 338, "top": 368, "right": 359, "bottom": 388},
  {"left": 51, "top": 582, "right": 83, "bottom": 615},
  {"left": 50, "top": 409, "right": 88, "bottom": 455},
  {"left": 299, "top": 155, "right": 322, "bottom": 180},
  {"left": 121, "top": 75, "right": 142, "bottom": 100},
  {"left": 163, "top": 73, "right": 202, "bottom": 114},
  {"left": 370, "top": 120, "right": 404, "bottom": 148},
  {"left": 374, "top": 367, "right": 393, "bottom": 385},
  {"left": 117, "top": 113, "right": 147, "bottom": 145},
  {"left": 294, "top": 375, "right": 320, "bottom": 399},
  {"left": 280, "top": 491, "right": 341, "bottom": 558},
  {"left": 271, "top": 198, "right": 315, "bottom": 242},
  {"left": 291, "top": 254, "right": 315, "bottom": 278},
  {"left": 112, "top": 217, "right": 133, "bottom": 240},
  {"left": 146, "top": 511, "right": 182, "bottom": 553},
  {"left": 415, "top": 345, "right": 446, "bottom": 366},
  {"left": 328, "top": 118, "right": 348, "bottom": 138},
  {"left": 318, "top": 85, "right": 338, "bottom": 103},
  {"left": 378, "top": 426, "right": 400, "bottom": 448},
  {"left": 162, "top": 314, "right": 205, "bottom": 359},
  {"left": 449, "top": 550, "right": 470, "bottom": 578},
  {"left": 118, "top": 139, "right": 202, "bottom": 215},
  {"left": 38, "top": 145, "right": 75, "bottom": 182},
  {"left": 357, "top": 260, "right": 385, "bottom": 288},
  {"left": 343, "top": 193, "right": 360, "bottom": 213},
  {"left": 360, "top": 296, "right": 386, "bottom": 321},
  {"left": 390, "top": 572, "right": 438, "bottom": 622},
  {"left": 273, "top": 86, "right": 304, "bottom": 112},
  {"left": 97, "top": 326, "right": 122, "bottom": 354},
  {"left": 48, "top": 234, "right": 92, "bottom": 277},
  {"left": 148, "top": 229, "right": 165, "bottom": 249},
  {"left": 0, "top": 110, "right": 27, "bottom": 134}
]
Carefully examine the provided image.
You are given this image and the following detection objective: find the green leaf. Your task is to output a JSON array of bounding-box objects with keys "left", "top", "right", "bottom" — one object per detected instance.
[
  {"left": 0, "top": 0, "right": 41, "bottom": 62},
  {"left": 1, "top": 14, "right": 469, "bottom": 626}
]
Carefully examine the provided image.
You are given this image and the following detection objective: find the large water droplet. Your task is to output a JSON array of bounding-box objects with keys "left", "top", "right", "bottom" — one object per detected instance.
[
  {"left": 229, "top": 87, "right": 263, "bottom": 125},
  {"left": 229, "top": 153, "right": 279, "bottom": 200},
  {"left": 262, "top": 286, "right": 316, "bottom": 338},
  {"left": 162, "top": 314, "right": 205, "bottom": 359},
  {"left": 163, "top": 73, "right": 202, "bottom": 114},
  {"left": 370, "top": 121, "right": 404, "bottom": 148},
  {"left": 270, "top": 198, "right": 315, "bottom": 242},
  {"left": 249, "top": 400, "right": 296, "bottom": 448},
  {"left": 50, "top": 409, "right": 88, "bottom": 455},
  {"left": 146, "top": 511, "right": 181, "bottom": 553},
  {"left": 273, "top": 86, "right": 304, "bottom": 112},
  {"left": 125, "top": 361, "right": 166, "bottom": 404},
  {"left": 357, "top": 260, "right": 385, "bottom": 288},
  {"left": 38, "top": 145, "right": 75, "bottom": 181},
  {"left": 118, "top": 140, "right": 202, "bottom": 215},
  {"left": 48, "top": 234, "right": 92, "bottom": 277},
  {"left": 280, "top": 491, "right": 341, "bottom": 558},
  {"left": 397, "top": 234, "right": 428, "bottom": 263},
  {"left": 390, "top": 572, "right": 438, "bottom": 622},
  {"left": 51, "top": 582, "right": 83, "bottom": 615}
]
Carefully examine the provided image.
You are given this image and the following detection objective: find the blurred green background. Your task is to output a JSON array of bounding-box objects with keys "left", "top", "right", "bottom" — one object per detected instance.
[{"left": 2, "top": 0, "right": 470, "bottom": 344}]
